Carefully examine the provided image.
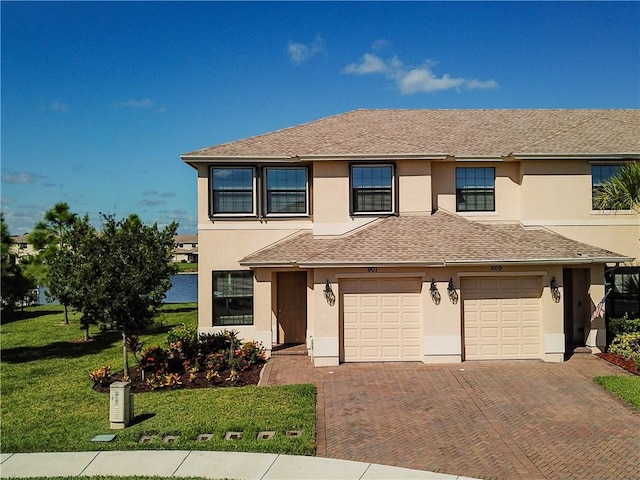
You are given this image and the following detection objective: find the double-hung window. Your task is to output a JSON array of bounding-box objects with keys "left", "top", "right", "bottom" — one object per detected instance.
[
  {"left": 213, "top": 271, "right": 253, "bottom": 326},
  {"left": 592, "top": 164, "right": 626, "bottom": 210},
  {"left": 211, "top": 167, "right": 256, "bottom": 216},
  {"left": 265, "top": 167, "right": 308, "bottom": 215},
  {"left": 456, "top": 167, "right": 495, "bottom": 212},
  {"left": 351, "top": 165, "right": 395, "bottom": 214}
]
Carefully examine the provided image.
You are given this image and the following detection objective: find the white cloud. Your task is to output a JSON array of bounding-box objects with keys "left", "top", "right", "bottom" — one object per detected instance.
[
  {"left": 288, "top": 35, "right": 325, "bottom": 65},
  {"left": 1, "top": 170, "right": 46, "bottom": 185},
  {"left": 343, "top": 53, "right": 388, "bottom": 75},
  {"left": 371, "top": 39, "right": 390, "bottom": 51},
  {"left": 343, "top": 52, "right": 499, "bottom": 95},
  {"left": 399, "top": 69, "right": 465, "bottom": 94},
  {"left": 119, "top": 98, "right": 154, "bottom": 108},
  {"left": 50, "top": 101, "right": 68, "bottom": 112},
  {"left": 466, "top": 79, "right": 500, "bottom": 90}
]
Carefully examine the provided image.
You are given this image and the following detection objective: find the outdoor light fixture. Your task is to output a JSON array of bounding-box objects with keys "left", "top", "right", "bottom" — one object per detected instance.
[
  {"left": 324, "top": 280, "right": 336, "bottom": 306},
  {"left": 430, "top": 278, "right": 441, "bottom": 305},
  {"left": 447, "top": 278, "right": 459, "bottom": 304},
  {"left": 550, "top": 276, "right": 561, "bottom": 303}
]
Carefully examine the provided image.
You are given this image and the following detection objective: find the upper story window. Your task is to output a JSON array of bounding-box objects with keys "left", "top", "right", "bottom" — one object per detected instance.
[
  {"left": 351, "top": 165, "right": 395, "bottom": 214},
  {"left": 211, "top": 167, "right": 256, "bottom": 216},
  {"left": 211, "top": 166, "right": 310, "bottom": 218},
  {"left": 265, "top": 167, "right": 309, "bottom": 215},
  {"left": 592, "top": 164, "right": 625, "bottom": 210},
  {"left": 456, "top": 167, "right": 495, "bottom": 212}
]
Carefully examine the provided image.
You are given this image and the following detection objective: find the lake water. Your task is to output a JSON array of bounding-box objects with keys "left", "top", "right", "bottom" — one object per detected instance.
[{"left": 38, "top": 273, "right": 198, "bottom": 304}]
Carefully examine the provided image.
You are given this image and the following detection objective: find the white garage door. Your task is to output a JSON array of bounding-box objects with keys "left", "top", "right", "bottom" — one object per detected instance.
[
  {"left": 463, "top": 277, "right": 541, "bottom": 360},
  {"left": 342, "top": 278, "right": 422, "bottom": 362}
]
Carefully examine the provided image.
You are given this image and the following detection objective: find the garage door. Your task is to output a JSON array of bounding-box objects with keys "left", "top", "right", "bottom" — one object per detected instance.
[
  {"left": 463, "top": 277, "right": 541, "bottom": 360},
  {"left": 342, "top": 278, "right": 422, "bottom": 362}
]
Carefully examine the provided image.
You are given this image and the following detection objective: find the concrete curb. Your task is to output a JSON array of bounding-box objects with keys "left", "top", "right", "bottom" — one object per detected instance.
[{"left": 0, "top": 451, "right": 481, "bottom": 479}]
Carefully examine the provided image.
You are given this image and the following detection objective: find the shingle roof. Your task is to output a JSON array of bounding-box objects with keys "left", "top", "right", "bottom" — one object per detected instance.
[
  {"left": 239, "top": 211, "right": 632, "bottom": 267},
  {"left": 183, "top": 109, "right": 640, "bottom": 160}
]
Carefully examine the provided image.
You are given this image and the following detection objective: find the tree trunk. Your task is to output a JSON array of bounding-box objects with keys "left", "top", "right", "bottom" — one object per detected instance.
[
  {"left": 83, "top": 326, "right": 89, "bottom": 342},
  {"left": 63, "top": 303, "right": 69, "bottom": 325},
  {"left": 123, "top": 331, "right": 129, "bottom": 379}
]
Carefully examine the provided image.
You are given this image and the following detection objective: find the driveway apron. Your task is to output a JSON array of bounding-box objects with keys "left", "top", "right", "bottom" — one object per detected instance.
[{"left": 261, "top": 353, "right": 640, "bottom": 480}]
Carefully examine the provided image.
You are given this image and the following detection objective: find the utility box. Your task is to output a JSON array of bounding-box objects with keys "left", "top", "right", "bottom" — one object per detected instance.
[{"left": 109, "top": 381, "right": 134, "bottom": 429}]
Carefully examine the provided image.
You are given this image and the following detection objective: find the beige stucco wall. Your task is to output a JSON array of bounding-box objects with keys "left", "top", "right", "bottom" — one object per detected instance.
[
  {"left": 398, "top": 160, "right": 432, "bottom": 213},
  {"left": 305, "top": 265, "right": 572, "bottom": 366},
  {"left": 191, "top": 157, "right": 636, "bottom": 365},
  {"left": 431, "top": 161, "right": 521, "bottom": 220}
]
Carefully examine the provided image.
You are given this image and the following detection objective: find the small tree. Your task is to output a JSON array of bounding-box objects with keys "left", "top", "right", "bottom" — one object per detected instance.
[
  {"left": 594, "top": 162, "right": 640, "bottom": 212},
  {"left": 27, "top": 202, "right": 78, "bottom": 324},
  {"left": 65, "top": 213, "right": 178, "bottom": 376}
]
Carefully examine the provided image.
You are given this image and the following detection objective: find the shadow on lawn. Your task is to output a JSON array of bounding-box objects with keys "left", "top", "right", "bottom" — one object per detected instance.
[
  {"left": 0, "top": 309, "right": 63, "bottom": 325},
  {"left": 1, "top": 330, "right": 122, "bottom": 364}
]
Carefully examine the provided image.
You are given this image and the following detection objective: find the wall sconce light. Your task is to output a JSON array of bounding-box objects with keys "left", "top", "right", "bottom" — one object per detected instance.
[
  {"left": 550, "top": 276, "right": 561, "bottom": 303},
  {"left": 447, "top": 278, "right": 459, "bottom": 304},
  {"left": 324, "top": 280, "right": 335, "bottom": 306},
  {"left": 430, "top": 278, "right": 441, "bottom": 305}
]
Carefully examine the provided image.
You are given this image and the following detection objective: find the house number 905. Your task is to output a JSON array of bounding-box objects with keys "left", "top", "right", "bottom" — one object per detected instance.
[
  {"left": 490, "top": 265, "right": 503, "bottom": 271},
  {"left": 368, "top": 267, "right": 378, "bottom": 273}
]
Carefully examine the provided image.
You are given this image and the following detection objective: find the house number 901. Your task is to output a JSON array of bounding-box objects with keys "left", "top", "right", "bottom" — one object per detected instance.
[{"left": 490, "top": 265, "right": 503, "bottom": 271}]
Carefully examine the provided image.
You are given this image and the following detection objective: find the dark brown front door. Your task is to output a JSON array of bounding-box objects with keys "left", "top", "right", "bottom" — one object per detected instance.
[{"left": 277, "top": 272, "right": 307, "bottom": 344}]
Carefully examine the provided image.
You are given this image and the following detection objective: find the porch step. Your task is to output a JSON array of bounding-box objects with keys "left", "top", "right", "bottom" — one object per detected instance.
[
  {"left": 571, "top": 346, "right": 593, "bottom": 354},
  {"left": 271, "top": 344, "right": 308, "bottom": 356}
]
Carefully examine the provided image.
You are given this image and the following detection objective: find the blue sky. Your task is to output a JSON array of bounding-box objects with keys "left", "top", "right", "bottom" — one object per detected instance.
[{"left": 2, "top": 1, "right": 639, "bottom": 235}]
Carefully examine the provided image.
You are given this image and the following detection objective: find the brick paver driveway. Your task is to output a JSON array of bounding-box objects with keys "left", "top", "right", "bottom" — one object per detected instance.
[{"left": 261, "top": 353, "right": 640, "bottom": 480}]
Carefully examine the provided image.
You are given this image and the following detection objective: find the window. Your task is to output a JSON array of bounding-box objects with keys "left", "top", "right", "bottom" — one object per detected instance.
[
  {"left": 351, "top": 165, "right": 394, "bottom": 214},
  {"left": 213, "top": 271, "right": 253, "bottom": 326},
  {"left": 265, "top": 167, "right": 308, "bottom": 215},
  {"left": 211, "top": 167, "right": 255, "bottom": 215},
  {"left": 456, "top": 167, "right": 495, "bottom": 212},
  {"left": 592, "top": 164, "right": 625, "bottom": 210}
]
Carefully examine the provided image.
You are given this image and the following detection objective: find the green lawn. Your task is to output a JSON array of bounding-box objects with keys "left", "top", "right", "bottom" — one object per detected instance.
[
  {"left": 0, "top": 304, "right": 316, "bottom": 455},
  {"left": 594, "top": 375, "right": 640, "bottom": 410},
  {"left": 176, "top": 262, "right": 198, "bottom": 273}
]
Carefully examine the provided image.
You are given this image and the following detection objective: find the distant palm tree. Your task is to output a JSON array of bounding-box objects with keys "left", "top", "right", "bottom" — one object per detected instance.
[{"left": 594, "top": 162, "right": 640, "bottom": 212}]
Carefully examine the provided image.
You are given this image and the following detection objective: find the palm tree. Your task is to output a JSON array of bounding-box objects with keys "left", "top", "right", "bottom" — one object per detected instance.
[{"left": 594, "top": 162, "right": 640, "bottom": 212}]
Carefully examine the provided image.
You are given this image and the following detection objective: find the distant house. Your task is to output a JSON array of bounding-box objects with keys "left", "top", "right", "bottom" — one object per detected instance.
[
  {"left": 173, "top": 234, "right": 198, "bottom": 263},
  {"left": 181, "top": 109, "right": 639, "bottom": 366},
  {"left": 9, "top": 235, "right": 37, "bottom": 259}
]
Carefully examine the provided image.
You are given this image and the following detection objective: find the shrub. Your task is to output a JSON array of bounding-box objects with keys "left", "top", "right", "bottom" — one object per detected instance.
[
  {"left": 89, "top": 366, "right": 112, "bottom": 386},
  {"left": 240, "top": 341, "right": 266, "bottom": 365},
  {"left": 204, "top": 352, "right": 227, "bottom": 375},
  {"left": 145, "top": 372, "right": 183, "bottom": 390},
  {"left": 167, "top": 323, "right": 198, "bottom": 360},
  {"left": 140, "top": 346, "right": 168, "bottom": 374},
  {"left": 608, "top": 332, "right": 640, "bottom": 362},
  {"left": 198, "top": 329, "right": 241, "bottom": 358},
  {"left": 609, "top": 315, "right": 640, "bottom": 337}
]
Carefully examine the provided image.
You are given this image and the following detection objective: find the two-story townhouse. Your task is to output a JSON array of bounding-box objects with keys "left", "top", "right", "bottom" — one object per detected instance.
[
  {"left": 181, "top": 109, "right": 639, "bottom": 367},
  {"left": 173, "top": 234, "right": 199, "bottom": 263}
]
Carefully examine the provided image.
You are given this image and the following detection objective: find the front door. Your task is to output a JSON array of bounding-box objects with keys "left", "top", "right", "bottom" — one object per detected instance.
[{"left": 277, "top": 272, "right": 307, "bottom": 344}]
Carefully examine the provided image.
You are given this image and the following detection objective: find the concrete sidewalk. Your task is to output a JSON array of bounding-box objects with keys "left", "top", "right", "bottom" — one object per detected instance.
[{"left": 0, "top": 451, "right": 480, "bottom": 479}]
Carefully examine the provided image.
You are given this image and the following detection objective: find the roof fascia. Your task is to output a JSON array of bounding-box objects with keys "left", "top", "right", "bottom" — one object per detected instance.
[
  {"left": 295, "top": 153, "right": 449, "bottom": 161},
  {"left": 242, "top": 255, "right": 635, "bottom": 268},
  {"left": 506, "top": 153, "right": 639, "bottom": 161},
  {"left": 445, "top": 256, "right": 634, "bottom": 266},
  {"left": 181, "top": 155, "right": 300, "bottom": 164}
]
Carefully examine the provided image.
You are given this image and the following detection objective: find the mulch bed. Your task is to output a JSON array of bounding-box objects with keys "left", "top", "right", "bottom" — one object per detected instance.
[
  {"left": 596, "top": 352, "right": 640, "bottom": 375},
  {"left": 93, "top": 363, "right": 264, "bottom": 393}
]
